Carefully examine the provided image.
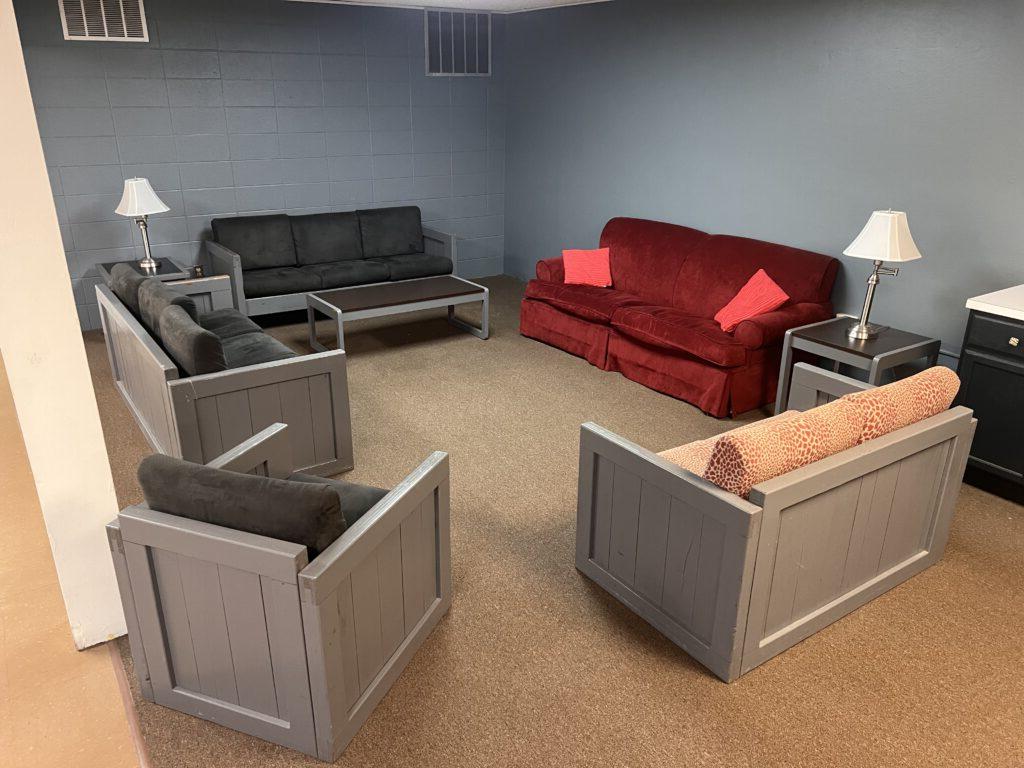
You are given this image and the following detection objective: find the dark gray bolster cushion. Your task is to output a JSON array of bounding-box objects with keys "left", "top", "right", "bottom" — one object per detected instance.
[
  {"left": 291, "top": 211, "right": 363, "bottom": 265},
  {"left": 288, "top": 473, "right": 389, "bottom": 529},
  {"left": 357, "top": 206, "right": 424, "bottom": 259},
  {"left": 221, "top": 332, "right": 296, "bottom": 369},
  {"left": 137, "top": 454, "right": 347, "bottom": 557},
  {"left": 138, "top": 279, "right": 198, "bottom": 338},
  {"left": 211, "top": 213, "right": 297, "bottom": 271},
  {"left": 160, "top": 305, "right": 228, "bottom": 376},
  {"left": 108, "top": 263, "right": 147, "bottom": 316},
  {"left": 199, "top": 308, "right": 263, "bottom": 340},
  {"left": 374, "top": 252, "right": 453, "bottom": 281}
]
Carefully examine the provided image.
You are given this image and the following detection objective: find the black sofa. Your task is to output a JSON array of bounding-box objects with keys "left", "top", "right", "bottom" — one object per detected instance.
[{"left": 206, "top": 206, "right": 456, "bottom": 316}]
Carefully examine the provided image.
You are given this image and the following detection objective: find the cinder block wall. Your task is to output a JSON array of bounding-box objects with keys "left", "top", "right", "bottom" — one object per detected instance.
[{"left": 14, "top": 0, "right": 506, "bottom": 329}]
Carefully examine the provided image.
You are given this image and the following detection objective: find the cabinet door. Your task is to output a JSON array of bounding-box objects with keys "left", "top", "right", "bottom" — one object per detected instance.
[{"left": 957, "top": 348, "right": 1024, "bottom": 478}]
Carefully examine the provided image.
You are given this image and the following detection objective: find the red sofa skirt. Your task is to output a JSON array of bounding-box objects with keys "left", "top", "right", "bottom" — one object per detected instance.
[{"left": 520, "top": 298, "right": 615, "bottom": 369}]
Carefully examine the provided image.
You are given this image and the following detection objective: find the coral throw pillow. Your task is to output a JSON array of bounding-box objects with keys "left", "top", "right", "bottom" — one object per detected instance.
[
  {"left": 840, "top": 366, "right": 961, "bottom": 444},
  {"left": 563, "top": 248, "right": 612, "bottom": 287},
  {"left": 714, "top": 269, "right": 789, "bottom": 332}
]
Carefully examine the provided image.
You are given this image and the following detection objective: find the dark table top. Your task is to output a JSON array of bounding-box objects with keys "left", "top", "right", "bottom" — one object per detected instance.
[
  {"left": 99, "top": 258, "right": 188, "bottom": 280},
  {"left": 792, "top": 317, "right": 937, "bottom": 358},
  {"left": 313, "top": 276, "right": 483, "bottom": 313}
]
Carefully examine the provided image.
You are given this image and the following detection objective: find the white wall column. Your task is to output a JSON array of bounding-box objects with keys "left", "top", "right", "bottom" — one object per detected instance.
[{"left": 0, "top": 0, "right": 124, "bottom": 648}]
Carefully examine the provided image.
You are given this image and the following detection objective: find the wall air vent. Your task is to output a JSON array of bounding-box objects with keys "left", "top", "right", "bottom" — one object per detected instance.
[
  {"left": 425, "top": 9, "right": 490, "bottom": 77},
  {"left": 59, "top": 0, "right": 149, "bottom": 42}
]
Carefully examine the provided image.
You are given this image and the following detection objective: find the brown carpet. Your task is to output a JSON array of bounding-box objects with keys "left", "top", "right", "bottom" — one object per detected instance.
[{"left": 87, "top": 276, "right": 1024, "bottom": 767}]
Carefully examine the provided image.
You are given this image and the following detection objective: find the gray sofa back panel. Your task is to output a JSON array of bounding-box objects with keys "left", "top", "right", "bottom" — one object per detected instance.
[
  {"left": 160, "top": 305, "right": 227, "bottom": 376},
  {"left": 357, "top": 206, "right": 424, "bottom": 259},
  {"left": 212, "top": 214, "right": 297, "bottom": 271},
  {"left": 138, "top": 279, "right": 199, "bottom": 337},
  {"left": 291, "top": 212, "right": 363, "bottom": 266},
  {"left": 109, "top": 263, "right": 147, "bottom": 316}
]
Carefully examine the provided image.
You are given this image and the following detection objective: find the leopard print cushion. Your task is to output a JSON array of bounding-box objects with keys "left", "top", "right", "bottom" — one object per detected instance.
[
  {"left": 840, "top": 366, "right": 961, "bottom": 443},
  {"left": 659, "top": 410, "right": 801, "bottom": 476},
  {"left": 702, "top": 398, "right": 865, "bottom": 499}
]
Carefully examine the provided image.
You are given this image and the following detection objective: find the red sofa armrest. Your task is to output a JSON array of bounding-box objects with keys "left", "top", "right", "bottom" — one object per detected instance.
[
  {"left": 733, "top": 303, "right": 833, "bottom": 349},
  {"left": 536, "top": 257, "right": 565, "bottom": 283}
]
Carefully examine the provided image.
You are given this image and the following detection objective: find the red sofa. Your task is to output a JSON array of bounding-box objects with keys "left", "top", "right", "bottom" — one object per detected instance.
[{"left": 519, "top": 217, "right": 839, "bottom": 417}]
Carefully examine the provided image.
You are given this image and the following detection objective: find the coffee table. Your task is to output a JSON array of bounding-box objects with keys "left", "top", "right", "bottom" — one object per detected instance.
[{"left": 306, "top": 275, "right": 489, "bottom": 352}]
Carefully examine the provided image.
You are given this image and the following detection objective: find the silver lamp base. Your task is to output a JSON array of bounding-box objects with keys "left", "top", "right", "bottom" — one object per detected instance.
[
  {"left": 847, "top": 321, "right": 888, "bottom": 341},
  {"left": 134, "top": 215, "right": 159, "bottom": 272}
]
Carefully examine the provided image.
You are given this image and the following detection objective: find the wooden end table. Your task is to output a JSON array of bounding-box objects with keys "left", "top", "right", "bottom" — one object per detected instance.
[
  {"left": 775, "top": 317, "right": 941, "bottom": 413},
  {"left": 97, "top": 257, "right": 234, "bottom": 313},
  {"left": 306, "top": 275, "right": 489, "bottom": 352}
]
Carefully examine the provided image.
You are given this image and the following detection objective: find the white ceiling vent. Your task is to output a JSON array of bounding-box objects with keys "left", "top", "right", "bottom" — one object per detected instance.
[
  {"left": 425, "top": 9, "right": 490, "bottom": 77},
  {"left": 59, "top": 0, "right": 149, "bottom": 42}
]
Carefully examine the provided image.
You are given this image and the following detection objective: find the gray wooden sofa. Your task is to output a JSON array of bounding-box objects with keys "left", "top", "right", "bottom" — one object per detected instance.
[
  {"left": 97, "top": 264, "right": 353, "bottom": 476},
  {"left": 575, "top": 363, "right": 976, "bottom": 682},
  {"left": 207, "top": 206, "right": 456, "bottom": 316},
  {"left": 107, "top": 423, "right": 451, "bottom": 760}
]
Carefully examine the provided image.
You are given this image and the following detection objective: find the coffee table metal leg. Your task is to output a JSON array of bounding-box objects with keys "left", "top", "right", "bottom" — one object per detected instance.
[{"left": 446, "top": 291, "right": 489, "bottom": 340}]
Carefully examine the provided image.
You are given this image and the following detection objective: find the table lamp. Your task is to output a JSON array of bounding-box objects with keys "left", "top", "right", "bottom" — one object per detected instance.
[
  {"left": 115, "top": 177, "right": 169, "bottom": 272},
  {"left": 843, "top": 209, "right": 923, "bottom": 340}
]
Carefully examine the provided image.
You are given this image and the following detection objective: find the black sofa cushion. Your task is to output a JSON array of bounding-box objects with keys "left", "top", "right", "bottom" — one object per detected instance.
[
  {"left": 159, "top": 305, "right": 228, "bottom": 376},
  {"left": 199, "top": 308, "right": 263, "bottom": 340},
  {"left": 139, "top": 279, "right": 199, "bottom": 338},
  {"left": 373, "top": 253, "right": 453, "bottom": 281},
  {"left": 305, "top": 260, "right": 389, "bottom": 289},
  {"left": 291, "top": 212, "right": 363, "bottom": 266},
  {"left": 288, "top": 473, "right": 389, "bottom": 530},
  {"left": 222, "top": 332, "right": 297, "bottom": 369},
  {"left": 109, "top": 263, "right": 147, "bottom": 316},
  {"left": 212, "top": 214, "right": 297, "bottom": 271},
  {"left": 242, "top": 266, "right": 322, "bottom": 298},
  {"left": 137, "top": 454, "right": 347, "bottom": 557},
  {"left": 358, "top": 206, "right": 424, "bottom": 259}
]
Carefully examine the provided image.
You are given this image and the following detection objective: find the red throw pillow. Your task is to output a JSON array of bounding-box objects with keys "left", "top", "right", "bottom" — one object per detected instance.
[
  {"left": 714, "top": 269, "right": 789, "bottom": 332},
  {"left": 563, "top": 248, "right": 612, "bottom": 287}
]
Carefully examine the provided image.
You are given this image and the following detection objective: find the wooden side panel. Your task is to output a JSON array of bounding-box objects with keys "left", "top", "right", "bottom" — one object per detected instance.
[
  {"left": 607, "top": 466, "right": 642, "bottom": 585},
  {"left": 150, "top": 549, "right": 200, "bottom": 691},
  {"left": 590, "top": 454, "right": 615, "bottom": 569},
  {"left": 178, "top": 557, "right": 238, "bottom": 704},
  {"left": 420, "top": 496, "right": 438, "bottom": 609},
  {"left": 634, "top": 484, "right": 671, "bottom": 603},
  {"left": 334, "top": 577, "right": 362, "bottom": 710},
  {"left": 661, "top": 499, "right": 703, "bottom": 628},
  {"left": 350, "top": 555, "right": 385, "bottom": 693},
  {"left": 377, "top": 528, "right": 406, "bottom": 659},
  {"left": 219, "top": 565, "right": 278, "bottom": 716},
  {"left": 400, "top": 507, "right": 426, "bottom": 630}
]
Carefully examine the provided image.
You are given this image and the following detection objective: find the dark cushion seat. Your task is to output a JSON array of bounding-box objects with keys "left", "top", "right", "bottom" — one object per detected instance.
[
  {"left": 288, "top": 473, "right": 389, "bottom": 529},
  {"left": 524, "top": 280, "right": 645, "bottom": 324},
  {"left": 139, "top": 279, "right": 199, "bottom": 336},
  {"left": 222, "top": 332, "right": 297, "bottom": 369},
  {"left": 159, "top": 305, "right": 228, "bottom": 376},
  {"left": 242, "top": 266, "right": 322, "bottom": 298},
  {"left": 373, "top": 253, "right": 453, "bottom": 281},
  {"left": 108, "top": 263, "right": 147, "bottom": 316},
  {"left": 212, "top": 213, "right": 297, "bottom": 270},
  {"left": 291, "top": 212, "right": 363, "bottom": 266},
  {"left": 358, "top": 206, "right": 424, "bottom": 259},
  {"left": 306, "top": 260, "right": 390, "bottom": 289},
  {"left": 199, "top": 308, "right": 263, "bottom": 340},
  {"left": 610, "top": 305, "right": 749, "bottom": 368}
]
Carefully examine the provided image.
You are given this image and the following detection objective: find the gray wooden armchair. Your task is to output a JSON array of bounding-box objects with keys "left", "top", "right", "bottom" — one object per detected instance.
[
  {"left": 575, "top": 363, "right": 976, "bottom": 682},
  {"left": 107, "top": 424, "right": 451, "bottom": 760}
]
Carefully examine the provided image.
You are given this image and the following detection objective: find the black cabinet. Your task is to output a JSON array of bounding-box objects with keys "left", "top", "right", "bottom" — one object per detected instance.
[{"left": 956, "top": 310, "right": 1024, "bottom": 487}]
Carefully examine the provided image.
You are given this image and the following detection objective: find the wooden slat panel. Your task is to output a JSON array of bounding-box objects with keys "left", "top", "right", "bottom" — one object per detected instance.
[
  {"left": 420, "top": 497, "right": 438, "bottom": 610},
  {"left": 261, "top": 575, "right": 314, "bottom": 735},
  {"left": 219, "top": 565, "right": 278, "bottom": 715},
  {"left": 691, "top": 516, "right": 726, "bottom": 642},
  {"left": 350, "top": 555, "right": 384, "bottom": 693},
  {"left": 763, "top": 503, "right": 807, "bottom": 636},
  {"left": 178, "top": 556, "right": 238, "bottom": 704},
  {"left": 634, "top": 483, "right": 671, "bottom": 604},
  {"left": 590, "top": 454, "right": 615, "bottom": 569},
  {"left": 377, "top": 527, "right": 406, "bottom": 659},
  {"left": 151, "top": 549, "right": 200, "bottom": 691},
  {"left": 247, "top": 384, "right": 283, "bottom": 434},
  {"left": 216, "top": 390, "right": 254, "bottom": 452},
  {"left": 879, "top": 443, "right": 946, "bottom": 570},
  {"left": 308, "top": 374, "right": 335, "bottom": 464},
  {"left": 400, "top": 507, "right": 425, "bottom": 630},
  {"left": 852, "top": 462, "right": 899, "bottom": 583},
  {"left": 607, "top": 466, "right": 642, "bottom": 585},
  {"left": 279, "top": 379, "right": 316, "bottom": 470},
  {"left": 790, "top": 481, "right": 860, "bottom": 619},
  {"left": 662, "top": 499, "right": 702, "bottom": 627},
  {"left": 335, "top": 578, "right": 361, "bottom": 710},
  {"left": 195, "top": 397, "right": 223, "bottom": 462}
]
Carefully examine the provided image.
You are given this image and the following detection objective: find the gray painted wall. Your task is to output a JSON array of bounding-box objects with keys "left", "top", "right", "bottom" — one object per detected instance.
[
  {"left": 15, "top": 0, "right": 506, "bottom": 330},
  {"left": 504, "top": 0, "right": 1024, "bottom": 358}
]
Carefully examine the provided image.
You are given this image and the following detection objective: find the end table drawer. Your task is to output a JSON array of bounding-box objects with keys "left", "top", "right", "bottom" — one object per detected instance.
[{"left": 966, "top": 313, "right": 1024, "bottom": 360}]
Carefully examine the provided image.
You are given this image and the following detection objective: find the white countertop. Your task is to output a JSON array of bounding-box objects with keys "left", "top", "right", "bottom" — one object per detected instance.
[{"left": 966, "top": 284, "right": 1024, "bottom": 322}]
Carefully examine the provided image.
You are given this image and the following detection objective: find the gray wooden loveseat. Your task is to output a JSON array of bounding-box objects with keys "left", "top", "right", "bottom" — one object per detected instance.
[
  {"left": 575, "top": 363, "right": 976, "bottom": 682},
  {"left": 97, "top": 263, "right": 353, "bottom": 475},
  {"left": 107, "top": 423, "right": 451, "bottom": 760}
]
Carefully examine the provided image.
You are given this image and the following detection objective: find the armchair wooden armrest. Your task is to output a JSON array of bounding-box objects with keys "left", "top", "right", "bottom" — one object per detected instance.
[{"left": 206, "top": 240, "right": 246, "bottom": 311}]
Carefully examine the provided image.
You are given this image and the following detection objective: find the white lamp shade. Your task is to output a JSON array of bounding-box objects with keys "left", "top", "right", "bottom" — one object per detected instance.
[
  {"left": 115, "top": 177, "right": 169, "bottom": 218},
  {"left": 843, "top": 210, "right": 923, "bottom": 263}
]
